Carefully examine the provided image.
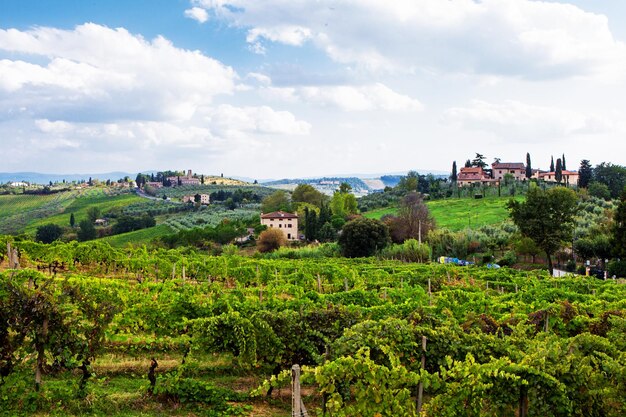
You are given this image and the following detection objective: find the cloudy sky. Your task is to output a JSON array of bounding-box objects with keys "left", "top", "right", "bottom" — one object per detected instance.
[{"left": 1, "top": 0, "right": 625, "bottom": 179}]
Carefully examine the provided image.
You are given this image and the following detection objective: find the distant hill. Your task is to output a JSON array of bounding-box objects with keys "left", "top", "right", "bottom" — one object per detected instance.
[
  {"left": 0, "top": 172, "right": 135, "bottom": 185},
  {"left": 263, "top": 177, "right": 371, "bottom": 196}
]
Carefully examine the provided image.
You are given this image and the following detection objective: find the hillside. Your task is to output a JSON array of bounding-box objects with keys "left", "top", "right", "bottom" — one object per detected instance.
[{"left": 363, "top": 196, "right": 521, "bottom": 231}]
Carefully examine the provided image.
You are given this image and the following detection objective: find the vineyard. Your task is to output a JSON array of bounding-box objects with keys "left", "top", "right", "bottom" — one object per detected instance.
[{"left": 1, "top": 238, "right": 624, "bottom": 416}]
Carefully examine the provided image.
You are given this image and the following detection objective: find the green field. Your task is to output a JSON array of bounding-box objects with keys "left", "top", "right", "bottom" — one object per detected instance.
[
  {"left": 364, "top": 196, "right": 523, "bottom": 230},
  {"left": 101, "top": 224, "right": 174, "bottom": 247},
  {"left": 0, "top": 192, "right": 77, "bottom": 234},
  {"left": 25, "top": 192, "right": 143, "bottom": 233}
]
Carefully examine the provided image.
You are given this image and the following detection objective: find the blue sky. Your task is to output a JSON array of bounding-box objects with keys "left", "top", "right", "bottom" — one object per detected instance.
[{"left": 1, "top": 0, "right": 626, "bottom": 178}]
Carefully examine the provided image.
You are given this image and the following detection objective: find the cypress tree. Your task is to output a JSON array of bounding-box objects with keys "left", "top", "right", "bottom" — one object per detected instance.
[
  {"left": 578, "top": 160, "right": 592, "bottom": 188},
  {"left": 550, "top": 156, "right": 555, "bottom": 172},
  {"left": 555, "top": 158, "right": 563, "bottom": 183},
  {"left": 525, "top": 153, "right": 532, "bottom": 179},
  {"left": 451, "top": 161, "right": 458, "bottom": 182},
  {"left": 70, "top": 213, "right": 75, "bottom": 228},
  {"left": 562, "top": 154, "right": 566, "bottom": 171}
]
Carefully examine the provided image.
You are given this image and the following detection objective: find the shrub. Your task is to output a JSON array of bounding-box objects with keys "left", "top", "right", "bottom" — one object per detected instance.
[
  {"left": 257, "top": 228, "right": 287, "bottom": 253},
  {"left": 380, "top": 239, "right": 431, "bottom": 263},
  {"left": 339, "top": 217, "right": 390, "bottom": 258}
]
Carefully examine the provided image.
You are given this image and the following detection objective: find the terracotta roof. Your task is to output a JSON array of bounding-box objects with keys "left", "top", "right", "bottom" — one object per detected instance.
[
  {"left": 260, "top": 211, "right": 298, "bottom": 219},
  {"left": 459, "top": 167, "right": 484, "bottom": 174},
  {"left": 492, "top": 162, "right": 525, "bottom": 169}
]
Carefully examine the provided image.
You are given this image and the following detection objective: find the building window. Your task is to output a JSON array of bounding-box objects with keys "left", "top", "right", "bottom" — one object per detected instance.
[
  {"left": 279, "top": 224, "right": 282, "bottom": 228},
  {"left": 287, "top": 233, "right": 291, "bottom": 239},
  {"left": 288, "top": 224, "right": 292, "bottom": 228}
]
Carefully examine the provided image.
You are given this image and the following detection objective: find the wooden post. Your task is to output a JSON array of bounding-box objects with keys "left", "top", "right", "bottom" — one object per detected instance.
[
  {"left": 317, "top": 274, "right": 322, "bottom": 293},
  {"left": 544, "top": 313, "right": 549, "bottom": 332},
  {"left": 172, "top": 264, "right": 176, "bottom": 280},
  {"left": 428, "top": 279, "right": 432, "bottom": 305},
  {"left": 344, "top": 277, "right": 348, "bottom": 292},
  {"left": 417, "top": 336, "right": 427, "bottom": 414},
  {"left": 515, "top": 284, "right": 518, "bottom": 293},
  {"left": 259, "top": 288, "right": 263, "bottom": 303},
  {"left": 292, "top": 365, "right": 308, "bottom": 417},
  {"left": 182, "top": 265, "right": 186, "bottom": 280}
]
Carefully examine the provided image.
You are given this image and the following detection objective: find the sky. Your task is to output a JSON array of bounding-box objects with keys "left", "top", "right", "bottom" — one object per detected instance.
[{"left": 1, "top": 0, "right": 626, "bottom": 179}]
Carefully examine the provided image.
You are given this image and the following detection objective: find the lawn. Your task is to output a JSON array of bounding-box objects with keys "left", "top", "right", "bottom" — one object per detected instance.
[{"left": 364, "top": 196, "right": 523, "bottom": 231}]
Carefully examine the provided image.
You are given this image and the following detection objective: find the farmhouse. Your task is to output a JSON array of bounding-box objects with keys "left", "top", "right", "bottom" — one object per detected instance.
[
  {"left": 182, "top": 194, "right": 210, "bottom": 205},
  {"left": 536, "top": 170, "right": 579, "bottom": 185},
  {"left": 145, "top": 181, "right": 163, "bottom": 189},
  {"left": 491, "top": 162, "right": 526, "bottom": 181},
  {"left": 260, "top": 211, "right": 299, "bottom": 241},
  {"left": 457, "top": 167, "right": 498, "bottom": 187}
]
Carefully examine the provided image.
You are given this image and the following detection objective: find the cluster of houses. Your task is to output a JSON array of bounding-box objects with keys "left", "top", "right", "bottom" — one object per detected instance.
[
  {"left": 144, "top": 170, "right": 201, "bottom": 189},
  {"left": 182, "top": 194, "right": 210, "bottom": 205},
  {"left": 457, "top": 162, "right": 579, "bottom": 187}
]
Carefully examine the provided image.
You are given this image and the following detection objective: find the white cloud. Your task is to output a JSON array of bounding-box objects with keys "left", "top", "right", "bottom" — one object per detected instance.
[
  {"left": 184, "top": 7, "right": 209, "bottom": 23},
  {"left": 0, "top": 23, "right": 236, "bottom": 122},
  {"left": 442, "top": 100, "right": 619, "bottom": 141},
  {"left": 263, "top": 83, "right": 423, "bottom": 112},
  {"left": 207, "top": 104, "right": 311, "bottom": 138},
  {"left": 191, "top": 0, "right": 626, "bottom": 79}
]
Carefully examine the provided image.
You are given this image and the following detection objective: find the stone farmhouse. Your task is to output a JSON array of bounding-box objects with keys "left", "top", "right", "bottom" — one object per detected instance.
[
  {"left": 457, "top": 160, "right": 578, "bottom": 187},
  {"left": 260, "top": 211, "right": 299, "bottom": 241},
  {"left": 182, "top": 194, "right": 210, "bottom": 205}
]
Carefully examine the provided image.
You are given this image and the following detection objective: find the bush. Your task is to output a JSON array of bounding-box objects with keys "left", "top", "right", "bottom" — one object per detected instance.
[
  {"left": 339, "top": 217, "right": 390, "bottom": 258},
  {"left": 607, "top": 260, "right": 626, "bottom": 278},
  {"left": 380, "top": 239, "right": 431, "bottom": 263},
  {"left": 497, "top": 250, "right": 517, "bottom": 267},
  {"left": 35, "top": 224, "right": 64, "bottom": 244},
  {"left": 257, "top": 228, "right": 287, "bottom": 253}
]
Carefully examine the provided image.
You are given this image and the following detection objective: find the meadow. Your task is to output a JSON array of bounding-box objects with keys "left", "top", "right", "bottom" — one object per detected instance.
[{"left": 364, "top": 196, "right": 523, "bottom": 231}]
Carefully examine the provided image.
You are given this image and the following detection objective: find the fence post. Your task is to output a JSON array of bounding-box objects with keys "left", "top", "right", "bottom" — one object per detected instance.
[
  {"left": 417, "top": 336, "right": 427, "bottom": 413},
  {"left": 292, "top": 364, "right": 308, "bottom": 417}
]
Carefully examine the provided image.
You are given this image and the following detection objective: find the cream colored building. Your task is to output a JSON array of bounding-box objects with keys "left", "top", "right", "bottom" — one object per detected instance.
[
  {"left": 260, "top": 211, "right": 299, "bottom": 240},
  {"left": 182, "top": 194, "right": 210, "bottom": 204},
  {"left": 491, "top": 162, "right": 526, "bottom": 181}
]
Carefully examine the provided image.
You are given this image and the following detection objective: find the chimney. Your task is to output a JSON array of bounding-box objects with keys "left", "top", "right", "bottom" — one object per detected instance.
[{"left": 188, "top": 169, "right": 192, "bottom": 177}]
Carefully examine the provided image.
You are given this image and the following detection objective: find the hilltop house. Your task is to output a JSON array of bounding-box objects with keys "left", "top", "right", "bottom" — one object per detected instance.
[
  {"left": 182, "top": 194, "right": 210, "bottom": 205},
  {"left": 260, "top": 211, "right": 299, "bottom": 241},
  {"left": 457, "top": 167, "right": 498, "bottom": 187},
  {"left": 491, "top": 162, "right": 527, "bottom": 181}
]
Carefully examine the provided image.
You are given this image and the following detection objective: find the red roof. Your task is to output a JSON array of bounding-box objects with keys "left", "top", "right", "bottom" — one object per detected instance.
[
  {"left": 260, "top": 211, "right": 298, "bottom": 219},
  {"left": 492, "top": 162, "right": 525, "bottom": 170}
]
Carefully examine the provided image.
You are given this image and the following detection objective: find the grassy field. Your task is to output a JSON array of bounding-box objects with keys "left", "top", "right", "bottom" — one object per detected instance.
[
  {"left": 102, "top": 224, "right": 174, "bottom": 247},
  {"left": 0, "top": 192, "right": 77, "bottom": 234},
  {"left": 25, "top": 192, "right": 143, "bottom": 233},
  {"left": 364, "top": 196, "right": 523, "bottom": 231}
]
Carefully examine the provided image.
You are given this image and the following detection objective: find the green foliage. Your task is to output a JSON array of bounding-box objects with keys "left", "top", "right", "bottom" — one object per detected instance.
[
  {"left": 508, "top": 186, "right": 578, "bottom": 273},
  {"left": 380, "top": 239, "right": 432, "bottom": 263},
  {"left": 77, "top": 219, "right": 96, "bottom": 242},
  {"left": 588, "top": 181, "right": 611, "bottom": 200},
  {"left": 261, "top": 190, "right": 291, "bottom": 213},
  {"left": 339, "top": 217, "right": 390, "bottom": 257},
  {"left": 35, "top": 223, "right": 64, "bottom": 243}
]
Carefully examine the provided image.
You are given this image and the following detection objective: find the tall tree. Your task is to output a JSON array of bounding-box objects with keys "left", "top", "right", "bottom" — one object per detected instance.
[
  {"left": 578, "top": 160, "right": 593, "bottom": 188},
  {"left": 450, "top": 161, "right": 457, "bottom": 182},
  {"left": 292, "top": 184, "right": 327, "bottom": 207},
  {"left": 70, "top": 213, "right": 75, "bottom": 228},
  {"left": 471, "top": 153, "right": 487, "bottom": 168},
  {"left": 508, "top": 186, "right": 578, "bottom": 275},
  {"left": 465, "top": 159, "right": 472, "bottom": 168},
  {"left": 555, "top": 158, "right": 563, "bottom": 183},
  {"left": 525, "top": 153, "right": 532, "bottom": 179},
  {"left": 77, "top": 220, "right": 97, "bottom": 242},
  {"left": 562, "top": 153, "right": 567, "bottom": 171},
  {"left": 388, "top": 192, "right": 435, "bottom": 243},
  {"left": 611, "top": 190, "right": 626, "bottom": 259},
  {"left": 550, "top": 156, "right": 555, "bottom": 172},
  {"left": 261, "top": 190, "right": 292, "bottom": 213}
]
